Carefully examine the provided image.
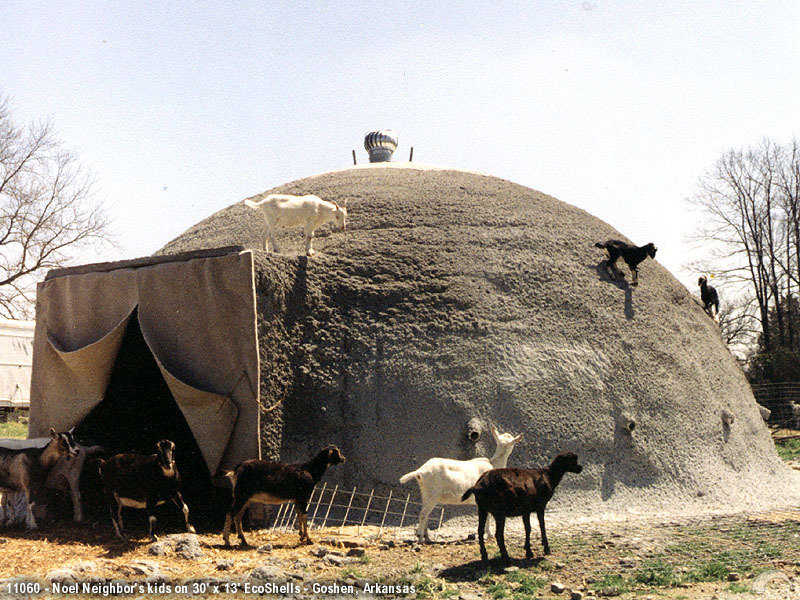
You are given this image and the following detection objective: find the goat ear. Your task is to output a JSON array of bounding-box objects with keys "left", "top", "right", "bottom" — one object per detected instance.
[
  {"left": 490, "top": 425, "right": 499, "bottom": 441},
  {"left": 49, "top": 427, "right": 57, "bottom": 438},
  {"left": 341, "top": 198, "right": 347, "bottom": 207},
  {"left": 513, "top": 434, "right": 523, "bottom": 443}
]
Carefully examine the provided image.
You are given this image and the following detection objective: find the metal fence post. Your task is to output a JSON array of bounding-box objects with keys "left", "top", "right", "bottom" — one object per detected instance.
[
  {"left": 378, "top": 489, "right": 393, "bottom": 538},
  {"left": 399, "top": 493, "right": 411, "bottom": 528},
  {"left": 358, "top": 489, "right": 375, "bottom": 535},
  {"left": 320, "top": 484, "right": 339, "bottom": 530},
  {"left": 339, "top": 487, "right": 357, "bottom": 534},
  {"left": 309, "top": 482, "right": 327, "bottom": 529}
]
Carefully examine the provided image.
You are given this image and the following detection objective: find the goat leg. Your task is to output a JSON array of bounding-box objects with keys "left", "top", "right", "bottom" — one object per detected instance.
[
  {"left": 522, "top": 513, "right": 533, "bottom": 559},
  {"left": 494, "top": 514, "right": 510, "bottom": 564},
  {"left": 173, "top": 492, "right": 195, "bottom": 534},
  {"left": 268, "top": 226, "right": 280, "bottom": 253},
  {"left": 477, "top": 509, "right": 489, "bottom": 564},
  {"left": 234, "top": 505, "right": 249, "bottom": 547},
  {"left": 304, "top": 228, "right": 316, "bottom": 256},
  {"left": 297, "top": 512, "right": 311, "bottom": 544},
  {"left": 222, "top": 512, "right": 233, "bottom": 547},
  {"left": 110, "top": 500, "right": 125, "bottom": 539},
  {"left": 71, "top": 485, "right": 84, "bottom": 522},
  {"left": 537, "top": 508, "right": 550, "bottom": 555},
  {"left": 417, "top": 500, "right": 436, "bottom": 543},
  {"left": 146, "top": 498, "right": 159, "bottom": 541}
]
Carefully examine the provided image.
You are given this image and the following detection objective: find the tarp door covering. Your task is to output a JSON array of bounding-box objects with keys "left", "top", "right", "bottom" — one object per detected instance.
[{"left": 28, "top": 249, "right": 260, "bottom": 477}]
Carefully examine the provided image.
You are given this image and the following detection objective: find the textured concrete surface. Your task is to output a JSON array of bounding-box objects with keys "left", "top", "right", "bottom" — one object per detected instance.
[{"left": 160, "top": 165, "right": 800, "bottom": 517}]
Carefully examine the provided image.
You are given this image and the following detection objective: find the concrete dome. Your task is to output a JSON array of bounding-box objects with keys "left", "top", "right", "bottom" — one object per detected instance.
[{"left": 160, "top": 165, "right": 799, "bottom": 515}]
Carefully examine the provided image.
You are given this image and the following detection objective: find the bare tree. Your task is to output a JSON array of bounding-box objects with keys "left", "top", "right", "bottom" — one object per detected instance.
[
  {"left": 689, "top": 139, "right": 793, "bottom": 352},
  {"left": 0, "top": 98, "right": 110, "bottom": 318},
  {"left": 717, "top": 294, "right": 760, "bottom": 350}
]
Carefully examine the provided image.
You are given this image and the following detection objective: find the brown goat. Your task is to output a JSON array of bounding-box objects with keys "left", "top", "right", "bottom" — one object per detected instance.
[
  {"left": 0, "top": 428, "right": 79, "bottom": 529},
  {"left": 98, "top": 440, "right": 194, "bottom": 541},
  {"left": 462, "top": 452, "right": 583, "bottom": 564},
  {"left": 223, "top": 446, "right": 345, "bottom": 547}
]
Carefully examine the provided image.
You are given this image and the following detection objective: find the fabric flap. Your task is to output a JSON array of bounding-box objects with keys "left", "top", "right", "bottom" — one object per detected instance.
[
  {"left": 143, "top": 332, "right": 239, "bottom": 475},
  {"left": 44, "top": 310, "right": 134, "bottom": 426}
]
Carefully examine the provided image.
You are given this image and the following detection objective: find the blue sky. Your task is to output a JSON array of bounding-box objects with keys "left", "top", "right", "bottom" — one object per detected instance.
[{"left": 3, "top": 1, "right": 799, "bottom": 287}]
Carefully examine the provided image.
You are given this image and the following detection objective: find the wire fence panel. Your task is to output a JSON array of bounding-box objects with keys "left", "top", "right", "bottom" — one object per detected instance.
[
  {"left": 751, "top": 382, "right": 800, "bottom": 430},
  {"left": 265, "top": 485, "right": 444, "bottom": 535}
]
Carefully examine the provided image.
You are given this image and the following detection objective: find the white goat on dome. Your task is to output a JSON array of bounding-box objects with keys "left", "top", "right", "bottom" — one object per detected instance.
[
  {"left": 243, "top": 193, "right": 347, "bottom": 257},
  {"left": 399, "top": 425, "right": 522, "bottom": 543}
]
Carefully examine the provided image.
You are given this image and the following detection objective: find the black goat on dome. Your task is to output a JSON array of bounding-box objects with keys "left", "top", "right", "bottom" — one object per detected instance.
[
  {"left": 698, "top": 276, "right": 720, "bottom": 319},
  {"left": 594, "top": 239, "right": 657, "bottom": 287}
]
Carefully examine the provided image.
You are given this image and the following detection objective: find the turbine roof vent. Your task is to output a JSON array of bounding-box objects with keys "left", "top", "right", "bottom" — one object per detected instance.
[{"left": 364, "top": 130, "right": 399, "bottom": 162}]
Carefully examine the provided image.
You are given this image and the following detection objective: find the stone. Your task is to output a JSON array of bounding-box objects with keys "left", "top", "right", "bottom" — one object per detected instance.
[
  {"left": 310, "top": 545, "right": 328, "bottom": 557},
  {"left": 551, "top": 581, "right": 565, "bottom": 593},
  {"left": 256, "top": 544, "right": 273, "bottom": 553},
  {"left": 126, "top": 560, "right": 161, "bottom": 576},
  {"left": 148, "top": 541, "right": 171, "bottom": 556},
  {"left": 325, "top": 555, "right": 346, "bottom": 567},
  {"left": 346, "top": 547, "right": 366, "bottom": 557},
  {"left": 216, "top": 560, "right": 235, "bottom": 571},
  {"left": 68, "top": 561, "right": 97, "bottom": 574},
  {"left": 570, "top": 591, "right": 584, "bottom": 600},
  {"left": 727, "top": 572, "right": 741, "bottom": 581},
  {"left": 249, "top": 565, "right": 286, "bottom": 583},
  {"left": 46, "top": 569, "right": 78, "bottom": 585},
  {"left": 504, "top": 566, "right": 520, "bottom": 573}
]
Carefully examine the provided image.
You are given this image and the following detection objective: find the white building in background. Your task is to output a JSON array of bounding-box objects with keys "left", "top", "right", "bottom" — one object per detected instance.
[{"left": 0, "top": 318, "right": 34, "bottom": 409}]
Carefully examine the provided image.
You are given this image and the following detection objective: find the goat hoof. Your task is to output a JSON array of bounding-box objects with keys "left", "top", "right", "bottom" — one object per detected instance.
[{"left": 188, "top": 526, "right": 196, "bottom": 534}]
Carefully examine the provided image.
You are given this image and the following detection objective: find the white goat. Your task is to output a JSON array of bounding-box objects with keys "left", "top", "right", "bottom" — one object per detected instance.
[
  {"left": 243, "top": 193, "right": 347, "bottom": 257},
  {"left": 399, "top": 425, "right": 522, "bottom": 542}
]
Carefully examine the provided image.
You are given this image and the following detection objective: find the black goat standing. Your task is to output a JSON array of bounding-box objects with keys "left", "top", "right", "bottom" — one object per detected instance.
[
  {"left": 698, "top": 276, "right": 719, "bottom": 318},
  {"left": 223, "top": 445, "right": 345, "bottom": 547},
  {"left": 462, "top": 452, "right": 583, "bottom": 564},
  {"left": 595, "top": 240, "right": 657, "bottom": 286},
  {"left": 98, "top": 439, "right": 194, "bottom": 541}
]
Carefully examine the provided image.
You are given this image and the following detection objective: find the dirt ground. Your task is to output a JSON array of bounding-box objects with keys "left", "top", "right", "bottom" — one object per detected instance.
[{"left": 0, "top": 507, "right": 799, "bottom": 599}]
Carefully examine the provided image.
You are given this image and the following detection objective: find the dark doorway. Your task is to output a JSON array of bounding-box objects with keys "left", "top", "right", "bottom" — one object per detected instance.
[{"left": 74, "top": 308, "right": 216, "bottom": 525}]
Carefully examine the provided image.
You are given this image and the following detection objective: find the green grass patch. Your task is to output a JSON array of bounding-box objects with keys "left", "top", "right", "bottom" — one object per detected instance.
[
  {"left": 506, "top": 571, "right": 547, "bottom": 596},
  {"left": 727, "top": 582, "right": 753, "bottom": 594},
  {"left": 339, "top": 566, "right": 364, "bottom": 579},
  {"left": 0, "top": 419, "right": 27, "bottom": 438},
  {"left": 634, "top": 559, "right": 681, "bottom": 587},
  {"left": 413, "top": 575, "right": 453, "bottom": 599},
  {"left": 775, "top": 437, "right": 800, "bottom": 461},
  {"left": 590, "top": 573, "right": 632, "bottom": 596},
  {"left": 486, "top": 581, "right": 509, "bottom": 599}
]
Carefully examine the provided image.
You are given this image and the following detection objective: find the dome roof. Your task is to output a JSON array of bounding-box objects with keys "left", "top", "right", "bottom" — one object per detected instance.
[{"left": 160, "top": 165, "right": 797, "bottom": 515}]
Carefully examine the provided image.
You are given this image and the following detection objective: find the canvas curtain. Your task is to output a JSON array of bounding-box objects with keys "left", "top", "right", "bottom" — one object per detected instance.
[{"left": 29, "top": 250, "right": 259, "bottom": 476}]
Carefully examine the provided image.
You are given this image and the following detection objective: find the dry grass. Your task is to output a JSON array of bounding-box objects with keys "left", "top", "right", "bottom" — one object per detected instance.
[{"left": 0, "top": 510, "right": 798, "bottom": 599}]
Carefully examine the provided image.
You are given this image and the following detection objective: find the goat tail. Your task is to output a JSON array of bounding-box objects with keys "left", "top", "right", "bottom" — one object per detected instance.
[
  {"left": 461, "top": 488, "right": 475, "bottom": 502},
  {"left": 398, "top": 470, "right": 418, "bottom": 485},
  {"left": 594, "top": 242, "right": 606, "bottom": 249}
]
